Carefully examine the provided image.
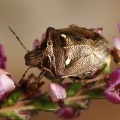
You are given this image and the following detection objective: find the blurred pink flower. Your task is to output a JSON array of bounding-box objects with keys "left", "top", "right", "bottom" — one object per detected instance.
[
  {"left": 48, "top": 83, "right": 66, "bottom": 102},
  {"left": 112, "top": 22, "right": 120, "bottom": 64},
  {"left": 113, "top": 37, "right": 120, "bottom": 50},
  {"left": 55, "top": 106, "right": 80, "bottom": 119},
  {"left": 18, "top": 111, "right": 31, "bottom": 120},
  {"left": 0, "top": 69, "right": 15, "bottom": 101},
  {"left": 0, "top": 44, "right": 7, "bottom": 69},
  {"left": 41, "top": 32, "right": 46, "bottom": 43},
  {"left": 104, "top": 68, "right": 120, "bottom": 104},
  {"left": 112, "top": 22, "right": 120, "bottom": 50},
  {"left": 33, "top": 32, "right": 46, "bottom": 49},
  {"left": 33, "top": 39, "right": 40, "bottom": 49},
  {"left": 117, "top": 22, "right": 120, "bottom": 33},
  {"left": 91, "top": 27, "right": 102, "bottom": 35}
]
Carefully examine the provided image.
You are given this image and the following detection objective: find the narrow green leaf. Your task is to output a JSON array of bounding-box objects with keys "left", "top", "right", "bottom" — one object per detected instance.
[
  {"left": 30, "top": 99, "right": 59, "bottom": 111},
  {"left": 85, "top": 89, "right": 105, "bottom": 99},
  {"left": 66, "top": 83, "right": 82, "bottom": 97},
  {"left": 3, "top": 89, "right": 22, "bottom": 107},
  {"left": 0, "top": 110, "right": 27, "bottom": 120}
]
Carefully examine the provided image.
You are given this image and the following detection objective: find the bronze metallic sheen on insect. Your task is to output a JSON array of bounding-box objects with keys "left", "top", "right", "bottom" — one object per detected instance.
[{"left": 24, "top": 25, "right": 110, "bottom": 81}]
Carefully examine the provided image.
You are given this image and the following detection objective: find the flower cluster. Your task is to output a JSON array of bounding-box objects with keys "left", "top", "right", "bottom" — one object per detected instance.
[
  {"left": 104, "top": 22, "right": 120, "bottom": 103},
  {"left": 0, "top": 23, "right": 120, "bottom": 120}
]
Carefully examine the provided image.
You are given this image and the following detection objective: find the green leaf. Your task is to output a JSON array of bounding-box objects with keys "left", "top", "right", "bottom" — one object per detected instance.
[
  {"left": 3, "top": 89, "right": 22, "bottom": 107},
  {"left": 29, "top": 99, "right": 59, "bottom": 111},
  {"left": 0, "top": 110, "right": 27, "bottom": 120},
  {"left": 32, "top": 92, "right": 47, "bottom": 100},
  {"left": 66, "top": 83, "right": 82, "bottom": 97},
  {"left": 85, "top": 89, "right": 105, "bottom": 99}
]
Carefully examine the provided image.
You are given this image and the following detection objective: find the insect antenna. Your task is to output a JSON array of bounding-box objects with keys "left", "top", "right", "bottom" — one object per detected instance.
[
  {"left": 8, "top": 26, "right": 29, "bottom": 52},
  {"left": 19, "top": 67, "right": 31, "bottom": 84}
]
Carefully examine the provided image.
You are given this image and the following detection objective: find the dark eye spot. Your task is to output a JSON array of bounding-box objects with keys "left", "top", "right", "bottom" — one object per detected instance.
[
  {"left": 35, "top": 46, "right": 39, "bottom": 49},
  {"left": 73, "top": 36, "right": 83, "bottom": 42}
]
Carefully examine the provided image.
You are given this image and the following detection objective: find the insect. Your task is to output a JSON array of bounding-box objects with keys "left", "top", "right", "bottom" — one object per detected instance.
[{"left": 9, "top": 25, "right": 110, "bottom": 92}]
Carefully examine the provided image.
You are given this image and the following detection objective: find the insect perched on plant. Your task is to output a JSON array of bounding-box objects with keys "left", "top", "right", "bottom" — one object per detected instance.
[{"left": 9, "top": 25, "right": 110, "bottom": 93}]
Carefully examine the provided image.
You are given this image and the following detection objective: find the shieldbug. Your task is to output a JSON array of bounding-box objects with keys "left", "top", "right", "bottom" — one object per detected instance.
[{"left": 9, "top": 25, "right": 110, "bottom": 91}]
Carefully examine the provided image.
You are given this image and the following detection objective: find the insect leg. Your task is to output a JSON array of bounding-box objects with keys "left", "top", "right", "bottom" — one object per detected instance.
[
  {"left": 37, "top": 70, "right": 46, "bottom": 81},
  {"left": 69, "top": 76, "right": 82, "bottom": 82},
  {"left": 69, "top": 73, "right": 106, "bottom": 83},
  {"left": 19, "top": 67, "right": 31, "bottom": 84},
  {"left": 84, "top": 73, "right": 106, "bottom": 83}
]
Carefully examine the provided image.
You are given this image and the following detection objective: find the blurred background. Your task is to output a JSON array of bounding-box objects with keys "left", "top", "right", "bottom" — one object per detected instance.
[{"left": 0, "top": 0, "right": 120, "bottom": 120}]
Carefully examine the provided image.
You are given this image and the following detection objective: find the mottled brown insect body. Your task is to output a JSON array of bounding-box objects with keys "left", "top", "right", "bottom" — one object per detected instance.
[{"left": 25, "top": 25, "right": 110, "bottom": 81}]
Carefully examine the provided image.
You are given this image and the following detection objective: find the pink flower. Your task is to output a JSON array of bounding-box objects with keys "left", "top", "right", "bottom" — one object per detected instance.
[
  {"left": 55, "top": 106, "right": 80, "bottom": 119},
  {"left": 91, "top": 27, "right": 102, "bottom": 35},
  {"left": 113, "top": 37, "right": 120, "bottom": 50},
  {"left": 117, "top": 22, "right": 120, "bottom": 33},
  {"left": 0, "top": 69, "right": 15, "bottom": 101},
  {"left": 104, "top": 68, "right": 120, "bottom": 104},
  {"left": 41, "top": 32, "right": 46, "bottom": 43},
  {"left": 18, "top": 111, "right": 31, "bottom": 120},
  {"left": 33, "top": 32, "right": 46, "bottom": 49},
  {"left": 0, "top": 44, "right": 7, "bottom": 69},
  {"left": 33, "top": 39, "right": 40, "bottom": 49},
  {"left": 48, "top": 83, "right": 66, "bottom": 102},
  {"left": 112, "top": 22, "right": 120, "bottom": 50},
  {"left": 112, "top": 22, "right": 120, "bottom": 64}
]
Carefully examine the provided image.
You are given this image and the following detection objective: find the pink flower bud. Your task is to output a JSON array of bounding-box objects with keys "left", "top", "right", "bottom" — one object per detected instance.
[
  {"left": 55, "top": 106, "right": 81, "bottom": 119},
  {"left": 55, "top": 107, "right": 75, "bottom": 119},
  {"left": 41, "top": 32, "right": 46, "bottom": 43},
  {"left": 18, "top": 111, "right": 31, "bottom": 120},
  {"left": 113, "top": 37, "right": 120, "bottom": 50},
  {"left": 91, "top": 27, "right": 102, "bottom": 35},
  {"left": 48, "top": 83, "right": 66, "bottom": 102},
  {"left": 104, "top": 68, "right": 120, "bottom": 104},
  {"left": 117, "top": 22, "right": 120, "bottom": 33},
  {"left": 0, "top": 69, "right": 15, "bottom": 101},
  {"left": 33, "top": 33, "right": 46, "bottom": 50},
  {"left": 0, "top": 44, "right": 7, "bottom": 69},
  {"left": 33, "top": 39, "right": 40, "bottom": 49}
]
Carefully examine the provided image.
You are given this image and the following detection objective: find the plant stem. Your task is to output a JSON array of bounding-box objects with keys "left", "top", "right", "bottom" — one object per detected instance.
[{"left": 85, "top": 82, "right": 106, "bottom": 91}]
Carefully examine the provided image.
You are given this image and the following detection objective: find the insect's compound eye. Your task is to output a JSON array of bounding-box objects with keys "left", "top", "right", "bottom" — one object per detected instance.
[
  {"left": 35, "top": 47, "right": 42, "bottom": 57},
  {"left": 35, "top": 46, "right": 39, "bottom": 49}
]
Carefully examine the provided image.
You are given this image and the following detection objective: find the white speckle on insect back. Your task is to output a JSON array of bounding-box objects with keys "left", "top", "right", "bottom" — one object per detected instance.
[{"left": 65, "top": 58, "right": 71, "bottom": 65}]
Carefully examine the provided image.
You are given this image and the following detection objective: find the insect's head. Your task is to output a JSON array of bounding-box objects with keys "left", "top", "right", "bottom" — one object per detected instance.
[
  {"left": 8, "top": 26, "right": 43, "bottom": 68},
  {"left": 25, "top": 47, "right": 43, "bottom": 67}
]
